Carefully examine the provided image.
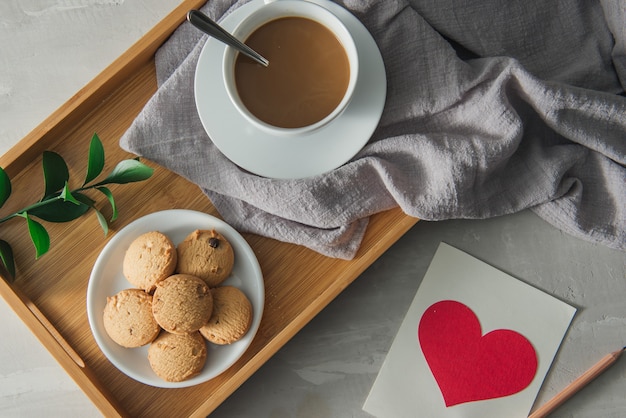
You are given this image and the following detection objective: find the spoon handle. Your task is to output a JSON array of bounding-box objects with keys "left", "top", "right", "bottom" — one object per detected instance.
[{"left": 187, "top": 10, "right": 269, "bottom": 67}]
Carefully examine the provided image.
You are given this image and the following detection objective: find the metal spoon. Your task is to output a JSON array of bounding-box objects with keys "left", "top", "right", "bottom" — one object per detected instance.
[{"left": 187, "top": 10, "right": 269, "bottom": 67}]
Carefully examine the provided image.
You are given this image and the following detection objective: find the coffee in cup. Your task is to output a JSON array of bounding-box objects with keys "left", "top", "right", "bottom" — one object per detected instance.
[{"left": 223, "top": 0, "right": 358, "bottom": 136}]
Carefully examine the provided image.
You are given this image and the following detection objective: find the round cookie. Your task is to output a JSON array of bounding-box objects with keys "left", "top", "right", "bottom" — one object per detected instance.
[
  {"left": 199, "top": 286, "right": 252, "bottom": 345},
  {"left": 152, "top": 274, "right": 213, "bottom": 334},
  {"left": 123, "top": 231, "right": 177, "bottom": 292},
  {"left": 103, "top": 289, "right": 160, "bottom": 348},
  {"left": 148, "top": 331, "right": 207, "bottom": 382},
  {"left": 176, "top": 229, "right": 234, "bottom": 287}
]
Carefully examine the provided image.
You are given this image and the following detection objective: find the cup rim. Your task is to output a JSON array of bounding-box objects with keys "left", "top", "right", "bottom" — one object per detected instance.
[{"left": 222, "top": 0, "right": 359, "bottom": 136}]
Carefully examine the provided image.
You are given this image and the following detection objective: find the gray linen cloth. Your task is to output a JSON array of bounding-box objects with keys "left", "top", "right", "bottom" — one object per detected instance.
[{"left": 120, "top": 0, "right": 626, "bottom": 258}]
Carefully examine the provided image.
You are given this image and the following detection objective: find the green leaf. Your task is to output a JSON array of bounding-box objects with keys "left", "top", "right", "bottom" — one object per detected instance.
[
  {"left": 93, "top": 208, "right": 109, "bottom": 237},
  {"left": 21, "top": 213, "right": 50, "bottom": 259},
  {"left": 0, "top": 167, "right": 11, "bottom": 208},
  {"left": 28, "top": 193, "right": 93, "bottom": 223},
  {"left": 97, "top": 159, "right": 153, "bottom": 185},
  {"left": 60, "top": 182, "right": 81, "bottom": 205},
  {"left": 42, "top": 151, "right": 69, "bottom": 200},
  {"left": 84, "top": 133, "right": 105, "bottom": 186},
  {"left": 0, "top": 239, "right": 16, "bottom": 280},
  {"left": 96, "top": 186, "right": 117, "bottom": 221}
]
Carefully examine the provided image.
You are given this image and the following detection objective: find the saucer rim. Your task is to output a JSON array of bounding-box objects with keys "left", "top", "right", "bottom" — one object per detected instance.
[{"left": 194, "top": 0, "right": 386, "bottom": 179}]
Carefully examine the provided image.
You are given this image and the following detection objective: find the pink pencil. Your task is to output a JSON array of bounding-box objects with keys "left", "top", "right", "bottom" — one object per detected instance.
[{"left": 529, "top": 347, "right": 625, "bottom": 418}]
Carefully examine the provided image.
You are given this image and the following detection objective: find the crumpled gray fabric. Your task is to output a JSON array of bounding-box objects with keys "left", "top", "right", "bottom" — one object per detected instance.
[{"left": 120, "top": 0, "right": 626, "bottom": 258}]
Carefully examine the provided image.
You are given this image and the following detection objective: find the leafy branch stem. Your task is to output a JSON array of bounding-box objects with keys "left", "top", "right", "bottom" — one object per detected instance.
[
  {"left": 0, "top": 182, "right": 116, "bottom": 224},
  {"left": 0, "top": 133, "right": 153, "bottom": 281}
]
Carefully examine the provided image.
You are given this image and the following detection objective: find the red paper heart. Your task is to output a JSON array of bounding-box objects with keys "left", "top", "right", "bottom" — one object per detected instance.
[{"left": 418, "top": 300, "right": 537, "bottom": 407}]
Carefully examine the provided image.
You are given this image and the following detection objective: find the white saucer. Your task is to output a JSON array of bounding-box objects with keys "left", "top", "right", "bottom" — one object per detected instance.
[
  {"left": 194, "top": 0, "right": 386, "bottom": 179},
  {"left": 86, "top": 210, "right": 264, "bottom": 388}
]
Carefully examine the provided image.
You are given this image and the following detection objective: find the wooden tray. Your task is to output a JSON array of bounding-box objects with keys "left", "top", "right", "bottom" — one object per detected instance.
[{"left": 0, "top": 1, "right": 418, "bottom": 416}]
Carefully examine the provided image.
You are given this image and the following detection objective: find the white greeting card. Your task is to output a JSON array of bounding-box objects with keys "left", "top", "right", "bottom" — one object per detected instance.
[{"left": 363, "top": 243, "right": 576, "bottom": 418}]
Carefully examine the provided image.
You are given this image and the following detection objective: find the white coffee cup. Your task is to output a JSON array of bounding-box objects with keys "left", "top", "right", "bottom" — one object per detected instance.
[{"left": 222, "top": 0, "right": 359, "bottom": 136}]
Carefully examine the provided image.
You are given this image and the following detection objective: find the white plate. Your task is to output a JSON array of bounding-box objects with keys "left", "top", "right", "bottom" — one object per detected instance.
[
  {"left": 194, "top": 0, "right": 386, "bottom": 179},
  {"left": 86, "top": 210, "right": 264, "bottom": 388}
]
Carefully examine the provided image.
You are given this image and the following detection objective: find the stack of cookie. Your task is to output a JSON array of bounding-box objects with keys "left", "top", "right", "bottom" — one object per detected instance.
[{"left": 102, "top": 229, "right": 253, "bottom": 382}]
